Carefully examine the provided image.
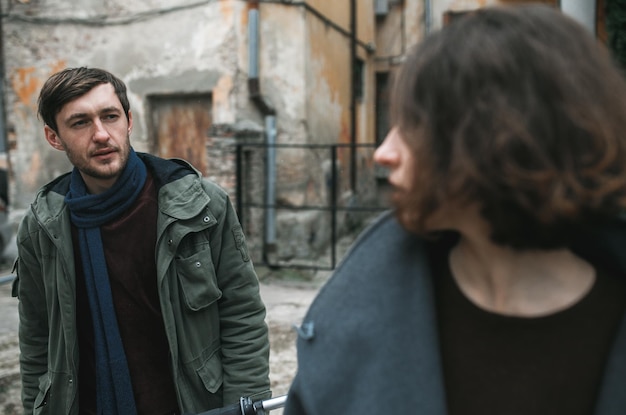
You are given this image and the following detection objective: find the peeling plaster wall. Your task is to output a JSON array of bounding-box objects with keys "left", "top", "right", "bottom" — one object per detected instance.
[
  {"left": 255, "top": 0, "right": 391, "bottom": 262},
  {"left": 305, "top": 0, "right": 377, "bottom": 188},
  {"left": 2, "top": 0, "right": 418, "bottom": 264},
  {"left": 254, "top": 1, "right": 383, "bottom": 261},
  {"left": 3, "top": 0, "right": 253, "bottom": 212}
]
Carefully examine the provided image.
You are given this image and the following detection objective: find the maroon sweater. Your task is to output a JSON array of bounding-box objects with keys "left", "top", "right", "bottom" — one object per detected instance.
[{"left": 73, "top": 172, "right": 180, "bottom": 415}]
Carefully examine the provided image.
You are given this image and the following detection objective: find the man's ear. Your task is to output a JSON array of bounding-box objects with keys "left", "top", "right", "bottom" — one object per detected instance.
[
  {"left": 127, "top": 110, "right": 133, "bottom": 135},
  {"left": 44, "top": 125, "right": 64, "bottom": 151}
]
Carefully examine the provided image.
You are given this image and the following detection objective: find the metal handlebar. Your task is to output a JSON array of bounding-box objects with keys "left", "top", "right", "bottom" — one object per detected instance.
[{"left": 194, "top": 394, "right": 287, "bottom": 415}]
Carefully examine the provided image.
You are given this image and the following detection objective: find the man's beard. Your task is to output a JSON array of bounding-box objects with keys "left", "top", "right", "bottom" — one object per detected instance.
[{"left": 62, "top": 134, "right": 130, "bottom": 180}]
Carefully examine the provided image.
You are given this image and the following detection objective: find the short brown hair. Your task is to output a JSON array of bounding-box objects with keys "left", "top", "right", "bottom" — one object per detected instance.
[
  {"left": 37, "top": 67, "right": 130, "bottom": 133},
  {"left": 392, "top": 5, "right": 626, "bottom": 249}
]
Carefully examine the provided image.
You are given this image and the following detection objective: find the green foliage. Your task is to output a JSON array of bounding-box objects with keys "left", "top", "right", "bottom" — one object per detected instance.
[{"left": 606, "top": 0, "right": 626, "bottom": 71}]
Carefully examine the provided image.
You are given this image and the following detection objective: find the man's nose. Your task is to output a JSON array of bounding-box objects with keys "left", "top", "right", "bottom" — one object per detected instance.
[{"left": 92, "top": 119, "right": 109, "bottom": 142}]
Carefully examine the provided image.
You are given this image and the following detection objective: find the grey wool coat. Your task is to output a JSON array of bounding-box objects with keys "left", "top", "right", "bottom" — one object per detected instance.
[{"left": 284, "top": 211, "right": 626, "bottom": 415}]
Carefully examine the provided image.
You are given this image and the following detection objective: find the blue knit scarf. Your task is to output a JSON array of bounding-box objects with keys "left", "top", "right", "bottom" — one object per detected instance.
[{"left": 66, "top": 148, "right": 146, "bottom": 415}]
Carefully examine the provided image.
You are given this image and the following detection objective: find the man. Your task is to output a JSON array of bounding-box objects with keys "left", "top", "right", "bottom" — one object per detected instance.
[
  {"left": 15, "top": 67, "right": 270, "bottom": 414},
  {"left": 284, "top": 5, "right": 626, "bottom": 415}
]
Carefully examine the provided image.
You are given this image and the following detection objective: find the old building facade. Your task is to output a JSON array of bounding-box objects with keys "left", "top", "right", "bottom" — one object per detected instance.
[
  {"left": 0, "top": 0, "right": 418, "bottom": 265},
  {"left": 0, "top": 0, "right": 612, "bottom": 265}
]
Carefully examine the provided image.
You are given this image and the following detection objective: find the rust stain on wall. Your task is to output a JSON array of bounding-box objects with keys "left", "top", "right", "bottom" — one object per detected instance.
[
  {"left": 242, "top": 0, "right": 254, "bottom": 27},
  {"left": 49, "top": 60, "right": 67, "bottom": 75},
  {"left": 12, "top": 67, "right": 41, "bottom": 110},
  {"left": 11, "top": 61, "right": 66, "bottom": 111},
  {"left": 219, "top": 0, "right": 234, "bottom": 20}
]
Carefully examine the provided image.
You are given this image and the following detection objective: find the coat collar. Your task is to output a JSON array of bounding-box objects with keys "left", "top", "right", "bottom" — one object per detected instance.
[
  {"left": 595, "top": 314, "right": 626, "bottom": 414},
  {"left": 30, "top": 153, "right": 204, "bottom": 223}
]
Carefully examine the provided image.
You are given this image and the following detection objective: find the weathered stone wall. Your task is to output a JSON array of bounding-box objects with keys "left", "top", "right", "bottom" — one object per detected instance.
[{"left": 3, "top": 0, "right": 258, "bottom": 210}]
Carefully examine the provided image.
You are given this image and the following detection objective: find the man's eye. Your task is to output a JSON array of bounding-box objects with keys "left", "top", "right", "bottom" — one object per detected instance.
[
  {"left": 72, "top": 120, "right": 88, "bottom": 127},
  {"left": 104, "top": 114, "right": 119, "bottom": 121}
]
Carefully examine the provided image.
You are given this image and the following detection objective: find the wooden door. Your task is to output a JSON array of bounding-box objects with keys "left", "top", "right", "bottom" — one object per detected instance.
[{"left": 149, "top": 94, "right": 212, "bottom": 175}]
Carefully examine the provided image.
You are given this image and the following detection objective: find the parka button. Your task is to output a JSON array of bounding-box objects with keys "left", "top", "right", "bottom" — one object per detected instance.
[
  {"left": 203, "top": 216, "right": 210, "bottom": 223},
  {"left": 195, "top": 261, "right": 201, "bottom": 268},
  {"left": 168, "top": 239, "right": 173, "bottom": 245}
]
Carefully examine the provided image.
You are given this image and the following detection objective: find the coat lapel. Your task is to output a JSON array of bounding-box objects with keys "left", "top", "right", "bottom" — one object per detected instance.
[
  {"left": 594, "top": 312, "right": 626, "bottom": 415},
  {"left": 383, "top": 216, "right": 449, "bottom": 414}
]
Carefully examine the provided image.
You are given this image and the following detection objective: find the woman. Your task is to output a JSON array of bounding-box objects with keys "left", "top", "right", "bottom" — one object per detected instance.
[{"left": 284, "top": 4, "right": 626, "bottom": 415}]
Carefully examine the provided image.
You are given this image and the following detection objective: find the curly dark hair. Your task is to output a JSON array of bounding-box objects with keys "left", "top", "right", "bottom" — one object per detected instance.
[
  {"left": 37, "top": 67, "right": 130, "bottom": 133},
  {"left": 391, "top": 4, "right": 626, "bottom": 249}
]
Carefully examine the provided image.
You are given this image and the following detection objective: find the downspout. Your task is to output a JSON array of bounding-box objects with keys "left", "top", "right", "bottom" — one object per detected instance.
[
  {"left": 0, "top": 1, "right": 10, "bottom": 210},
  {"left": 0, "top": 1, "right": 6, "bottom": 154},
  {"left": 424, "top": 0, "right": 432, "bottom": 35},
  {"left": 248, "top": 3, "right": 278, "bottom": 263},
  {"left": 349, "top": 0, "right": 357, "bottom": 192}
]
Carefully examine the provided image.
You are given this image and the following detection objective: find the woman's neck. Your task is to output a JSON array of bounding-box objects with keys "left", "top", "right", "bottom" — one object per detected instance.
[{"left": 448, "top": 231, "right": 596, "bottom": 317}]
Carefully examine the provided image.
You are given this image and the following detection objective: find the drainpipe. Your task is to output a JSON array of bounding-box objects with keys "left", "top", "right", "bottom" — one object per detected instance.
[
  {"left": 424, "top": 0, "right": 432, "bottom": 35},
  {"left": 0, "top": 1, "right": 10, "bottom": 211},
  {"left": 248, "top": 3, "right": 278, "bottom": 263},
  {"left": 0, "top": 2, "right": 6, "bottom": 154},
  {"left": 349, "top": 0, "right": 357, "bottom": 193}
]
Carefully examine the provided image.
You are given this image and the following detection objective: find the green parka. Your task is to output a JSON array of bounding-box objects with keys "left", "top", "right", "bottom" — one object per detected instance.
[{"left": 14, "top": 153, "right": 271, "bottom": 414}]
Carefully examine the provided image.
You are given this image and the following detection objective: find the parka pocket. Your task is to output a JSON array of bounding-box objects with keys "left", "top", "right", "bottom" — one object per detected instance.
[
  {"left": 196, "top": 350, "right": 224, "bottom": 394},
  {"left": 176, "top": 248, "right": 222, "bottom": 311},
  {"left": 33, "top": 374, "right": 51, "bottom": 414}
]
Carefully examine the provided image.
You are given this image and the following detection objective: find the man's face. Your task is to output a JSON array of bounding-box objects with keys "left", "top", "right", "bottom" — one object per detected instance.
[{"left": 44, "top": 83, "right": 132, "bottom": 194}]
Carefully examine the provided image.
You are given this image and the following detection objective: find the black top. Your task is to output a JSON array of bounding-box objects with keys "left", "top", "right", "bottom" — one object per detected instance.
[{"left": 432, "top": 237, "right": 626, "bottom": 415}]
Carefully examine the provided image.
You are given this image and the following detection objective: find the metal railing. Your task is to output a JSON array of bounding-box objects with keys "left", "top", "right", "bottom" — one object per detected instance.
[{"left": 234, "top": 142, "right": 387, "bottom": 270}]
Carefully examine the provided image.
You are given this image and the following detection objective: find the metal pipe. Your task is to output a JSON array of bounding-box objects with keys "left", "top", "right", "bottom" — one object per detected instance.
[
  {"left": 257, "top": 395, "right": 287, "bottom": 412},
  {"left": 236, "top": 144, "right": 243, "bottom": 222},
  {"left": 424, "top": 0, "right": 432, "bottom": 35},
  {"left": 247, "top": 5, "right": 277, "bottom": 260},
  {"left": 265, "top": 115, "right": 277, "bottom": 246},
  {"left": 0, "top": 274, "right": 15, "bottom": 285},
  {"left": 349, "top": 0, "right": 357, "bottom": 193},
  {"left": 248, "top": 9, "right": 259, "bottom": 78},
  {"left": 330, "top": 145, "right": 338, "bottom": 268}
]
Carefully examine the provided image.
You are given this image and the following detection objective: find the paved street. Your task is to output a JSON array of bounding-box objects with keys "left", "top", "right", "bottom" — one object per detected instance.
[
  {"left": 0, "top": 233, "right": 17, "bottom": 336},
  {"left": 0, "top": 282, "right": 17, "bottom": 336}
]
